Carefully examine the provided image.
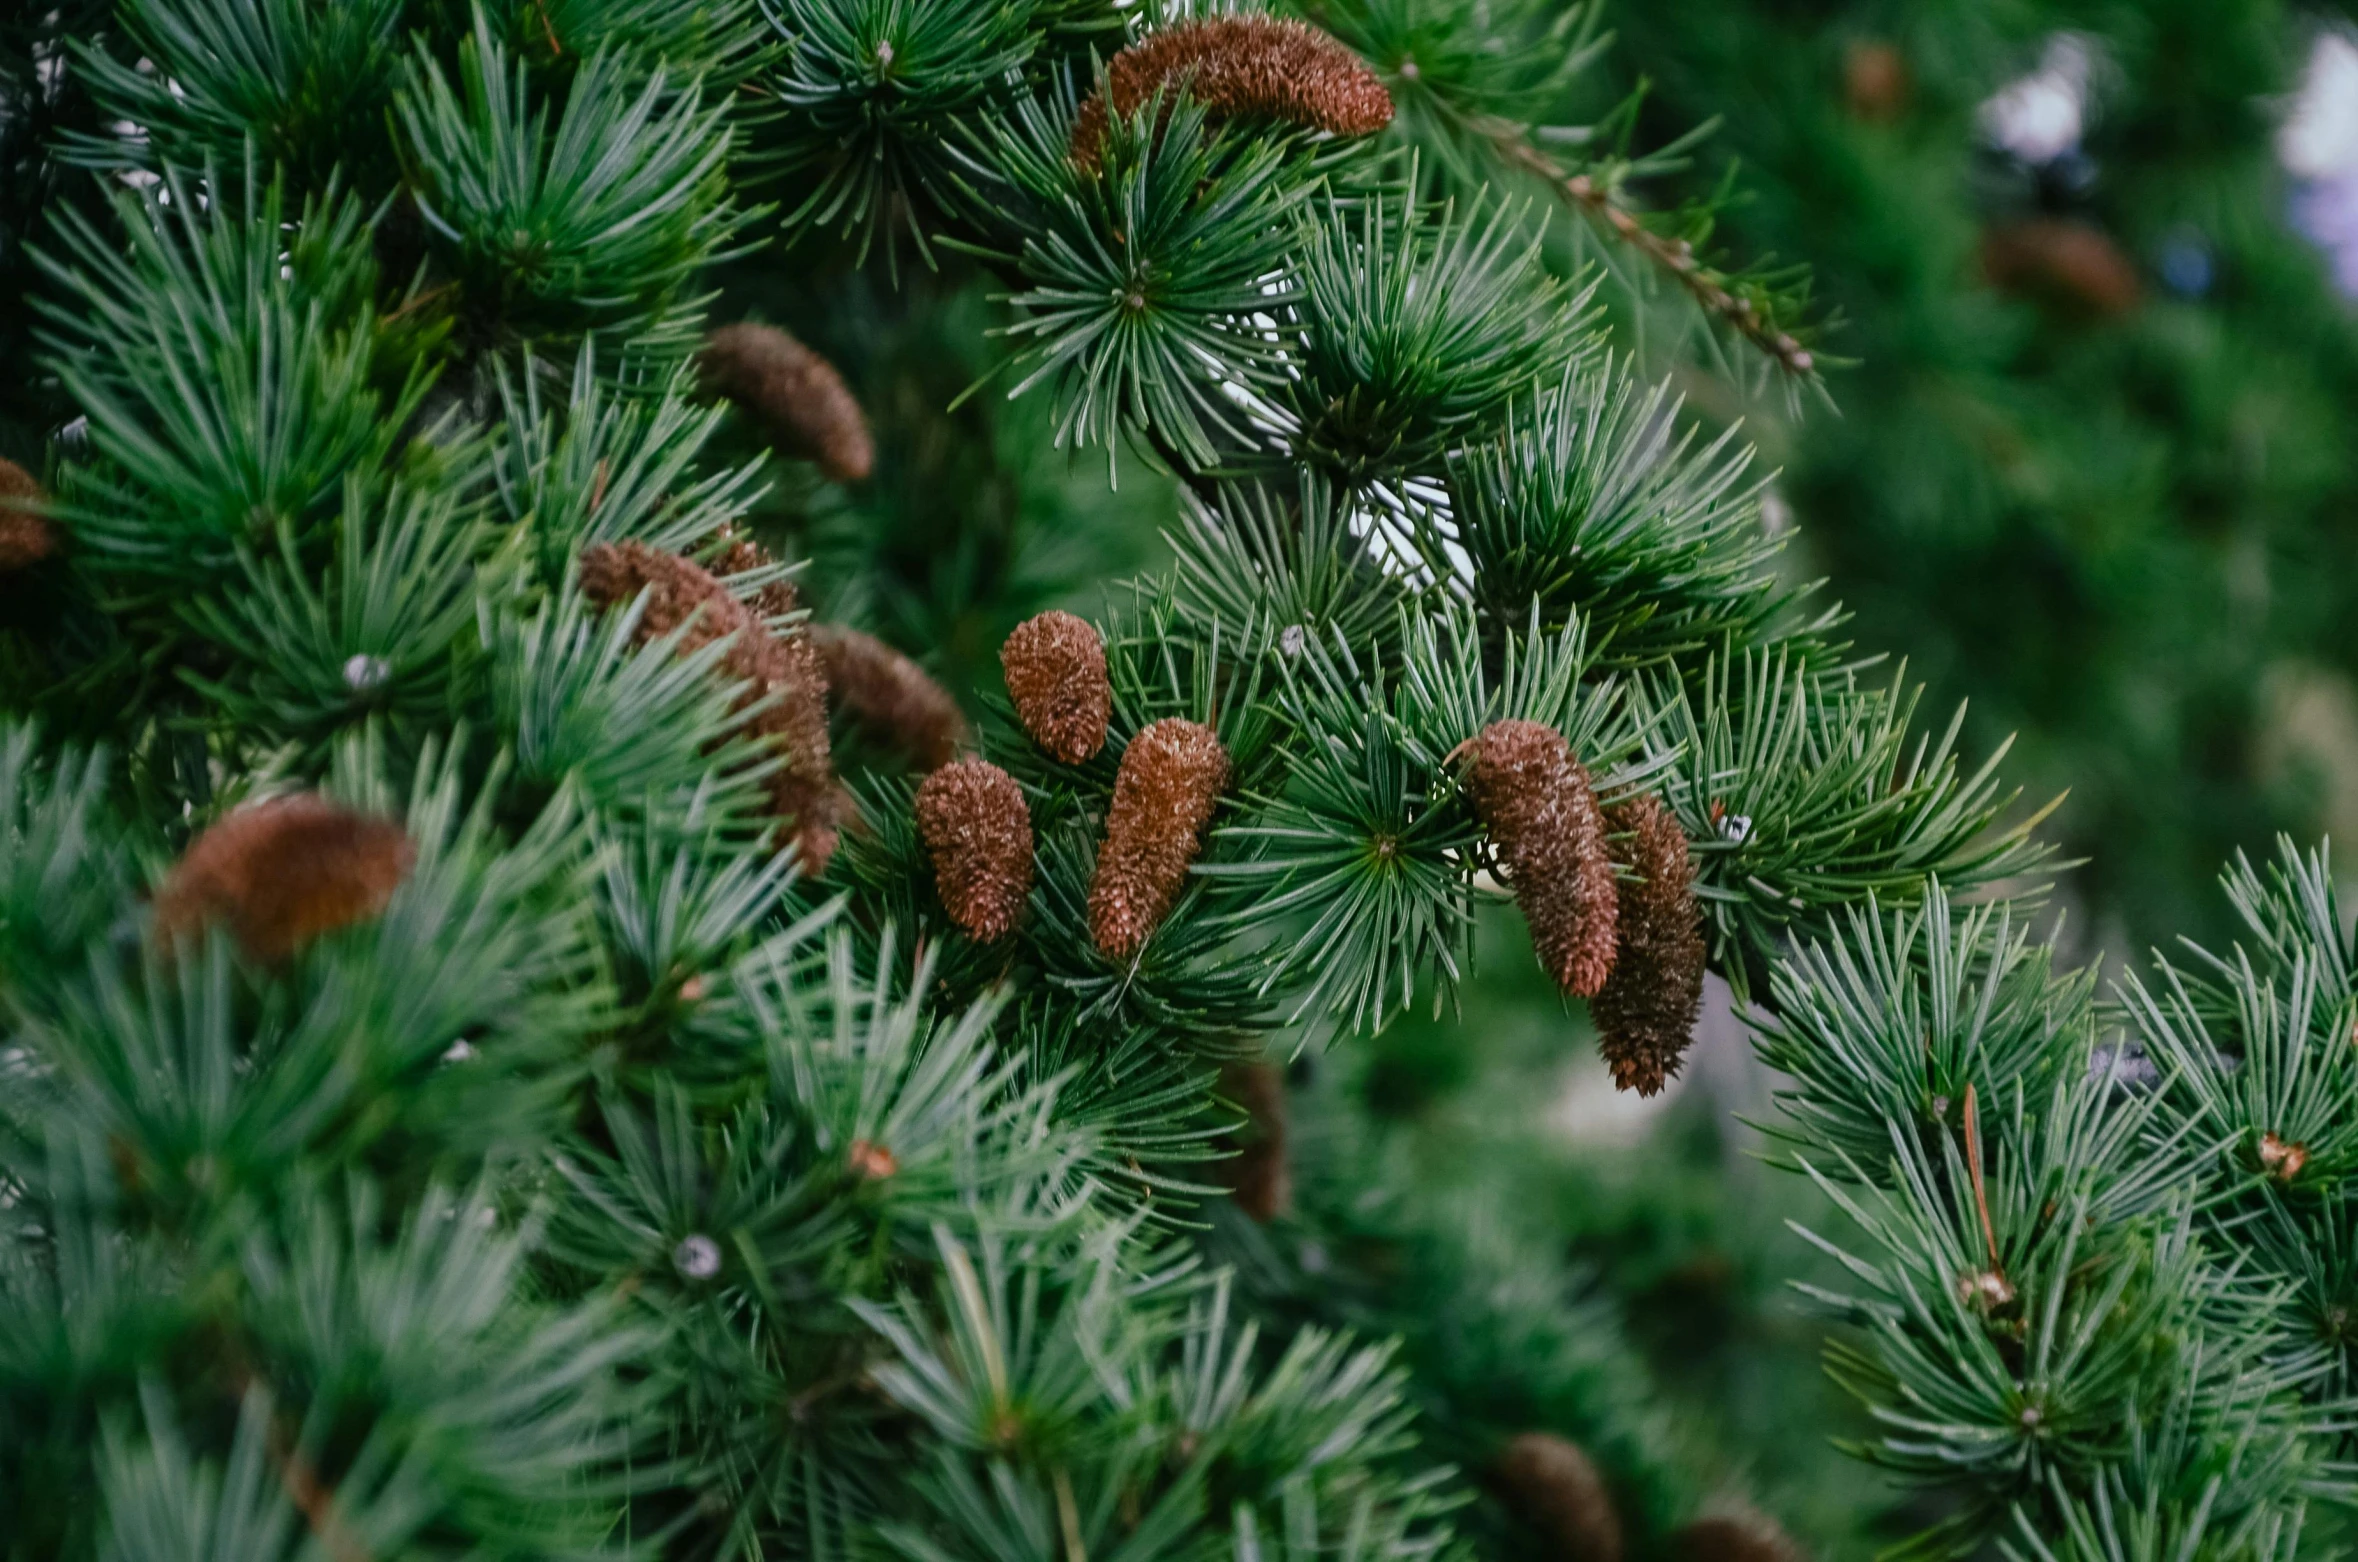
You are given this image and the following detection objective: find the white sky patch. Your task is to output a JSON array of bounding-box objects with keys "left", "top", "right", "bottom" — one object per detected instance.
[
  {"left": 2283, "top": 31, "right": 2358, "bottom": 178},
  {"left": 1979, "top": 34, "right": 2098, "bottom": 164},
  {"left": 2282, "top": 30, "right": 2358, "bottom": 297}
]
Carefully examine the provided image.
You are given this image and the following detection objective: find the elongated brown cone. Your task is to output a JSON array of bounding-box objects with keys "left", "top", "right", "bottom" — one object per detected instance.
[
  {"left": 814, "top": 625, "right": 970, "bottom": 771},
  {"left": 579, "top": 541, "right": 841, "bottom": 873},
  {"left": 1672, "top": 1512, "right": 1806, "bottom": 1562},
  {"left": 1071, "top": 16, "right": 1393, "bottom": 168},
  {"left": 1001, "top": 610, "right": 1111, "bottom": 763},
  {"left": 915, "top": 759, "right": 1033, "bottom": 942},
  {"left": 699, "top": 322, "right": 875, "bottom": 483},
  {"left": 1494, "top": 1433, "right": 1623, "bottom": 1562},
  {"left": 1591, "top": 794, "right": 1706, "bottom": 1097},
  {"left": 707, "top": 531, "right": 840, "bottom": 858},
  {"left": 1089, "top": 717, "right": 1228, "bottom": 958},
  {"left": 1461, "top": 721, "right": 1617, "bottom": 998},
  {"left": 0, "top": 457, "right": 57, "bottom": 571},
  {"left": 155, "top": 795, "right": 413, "bottom": 963},
  {"left": 1218, "top": 1061, "right": 1290, "bottom": 1222}
]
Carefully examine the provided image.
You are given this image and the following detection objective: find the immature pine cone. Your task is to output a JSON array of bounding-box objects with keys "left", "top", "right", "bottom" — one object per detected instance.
[
  {"left": 1001, "top": 610, "right": 1111, "bottom": 763},
  {"left": 915, "top": 759, "right": 1034, "bottom": 942},
  {"left": 699, "top": 322, "right": 875, "bottom": 483},
  {"left": 1590, "top": 794, "right": 1706, "bottom": 1096},
  {"left": 154, "top": 795, "right": 413, "bottom": 963},
  {"left": 1218, "top": 1061, "right": 1291, "bottom": 1223},
  {"left": 707, "top": 531, "right": 839, "bottom": 840},
  {"left": 1089, "top": 718, "right": 1228, "bottom": 958},
  {"left": 0, "top": 457, "right": 56, "bottom": 571},
  {"left": 1671, "top": 1513, "right": 1806, "bottom": 1562},
  {"left": 1070, "top": 16, "right": 1393, "bottom": 168},
  {"left": 579, "top": 541, "right": 841, "bottom": 873},
  {"left": 1493, "top": 1433, "right": 1622, "bottom": 1562},
  {"left": 1461, "top": 720, "right": 1618, "bottom": 998},
  {"left": 814, "top": 625, "right": 970, "bottom": 771},
  {"left": 1979, "top": 219, "right": 2141, "bottom": 318}
]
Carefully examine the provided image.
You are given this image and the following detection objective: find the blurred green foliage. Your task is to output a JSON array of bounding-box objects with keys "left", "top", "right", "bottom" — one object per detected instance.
[{"left": 1603, "top": 0, "right": 2358, "bottom": 952}]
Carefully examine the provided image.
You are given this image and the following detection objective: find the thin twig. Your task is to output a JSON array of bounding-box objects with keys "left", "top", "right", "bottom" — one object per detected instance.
[{"left": 1488, "top": 131, "right": 1814, "bottom": 377}]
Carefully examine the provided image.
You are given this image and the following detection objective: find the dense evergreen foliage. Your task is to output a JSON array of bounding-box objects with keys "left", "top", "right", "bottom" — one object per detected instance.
[{"left": 6, "top": 2, "right": 2358, "bottom": 1559}]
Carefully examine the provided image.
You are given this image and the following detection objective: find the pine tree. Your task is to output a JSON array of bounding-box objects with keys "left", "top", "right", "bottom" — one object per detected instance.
[{"left": 3, "top": 1, "right": 2353, "bottom": 1559}]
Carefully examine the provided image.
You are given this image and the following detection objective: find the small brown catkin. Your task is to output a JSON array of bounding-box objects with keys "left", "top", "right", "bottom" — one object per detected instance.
[
  {"left": 814, "top": 625, "right": 971, "bottom": 771},
  {"left": 154, "top": 795, "right": 413, "bottom": 963},
  {"left": 1218, "top": 1061, "right": 1290, "bottom": 1223},
  {"left": 1001, "top": 610, "right": 1111, "bottom": 764},
  {"left": 914, "top": 759, "right": 1034, "bottom": 942},
  {"left": 1493, "top": 1433, "right": 1623, "bottom": 1562},
  {"left": 709, "top": 528, "right": 808, "bottom": 626},
  {"left": 1089, "top": 717, "right": 1228, "bottom": 959},
  {"left": 1591, "top": 794, "right": 1706, "bottom": 1097},
  {"left": 1070, "top": 16, "right": 1394, "bottom": 168},
  {"left": 1671, "top": 1513, "right": 1807, "bottom": 1562},
  {"left": 698, "top": 322, "right": 875, "bottom": 483},
  {"left": 1978, "top": 219, "right": 2141, "bottom": 318},
  {"left": 1461, "top": 720, "right": 1618, "bottom": 998},
  {"left": 579, "top": 541, "right": 841, "bottom": 873},
  {"left": 0, "top": 457, "right": 57, "bottom": 572}
]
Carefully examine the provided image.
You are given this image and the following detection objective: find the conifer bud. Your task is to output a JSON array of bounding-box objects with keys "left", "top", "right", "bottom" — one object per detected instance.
[
  {"left": 1671, "top": 1512, "right": 1806, "bottom": 1562},
  {"left": 579, "top": 541, "right": 841, "bottom": 873},
  {"left": 1070, "top": 16, "right": 1394, "bottom": 169},
  {"left": 154, "top": 794, "right": 413, "bottom": 963},
  {"left": 0, "top": 457, "right": 56, "bottom": 572},
  {"left": 1493, "top": 1433, "right": 1622, "bottom": 1562},
  {"left": 915, "top": 758, "right": 1034, "bottom": 942},
  {"left": 2259, "top": 1132, "right": 2309, "bottom": 1183},
  {"left": 1001, "top": 610, "right": 1111, "bottom": 763},
  {"left": 1460, "top": 721, "right": 1618, "bottom": 998},
  {"left": 1591, "top": 794, "right": 1706, "bottom": 1096},
  {"left": 1218, "top": 1061, "right": 1290, "bottom": 1223},
  {"left": 813, "top": 625, "right": 971, "bottom": 771},
  {"left": 698, "top": 322, "right": 875, "bottom": 483},
  {"left": 1089, "top": 718, "right": 1228, "bottom": 958}
]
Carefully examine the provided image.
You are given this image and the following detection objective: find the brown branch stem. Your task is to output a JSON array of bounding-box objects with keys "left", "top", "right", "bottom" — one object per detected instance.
[{"left": 1488, "top": 131, "right": 1814, "bottom": 377}]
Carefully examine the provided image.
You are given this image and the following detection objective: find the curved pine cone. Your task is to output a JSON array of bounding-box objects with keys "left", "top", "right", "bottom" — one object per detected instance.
[
  {"left": 1461, "top": 720, "right": 1617, "bottom": 998},
  {"left": 580, "top": 541, "right": 840, "bottom": 873},
  {"left": 813, "top": 625, "right": 970, "bottom": 771},
  {"left": 1671, "top": 1512, "right": 1807, "bottom": 1562},
  {"left": 1001, "top": 610, "right": 1111, "bottom": 764},
  {"left": 1088, "top": 717, "right": 1228, "bottom": 958},
  {"left": 1070, "top": 16, "right": 1394, "bottom": 168},
  {"left": 915, "top": 759, "right": 1034, "bottom": 942},
  {"left": 699, "top": 322, "right": 875, "bottom": 483},
  {"left": 1493, "top": 1432, "right": 1622, "bottom": 1562},
  {"left": 1218, "top": 1061, "right": 1290, "bottom": 1223},
  {"left": 1591, "top": 793, "right": 1706, "bottom": 1096}
]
